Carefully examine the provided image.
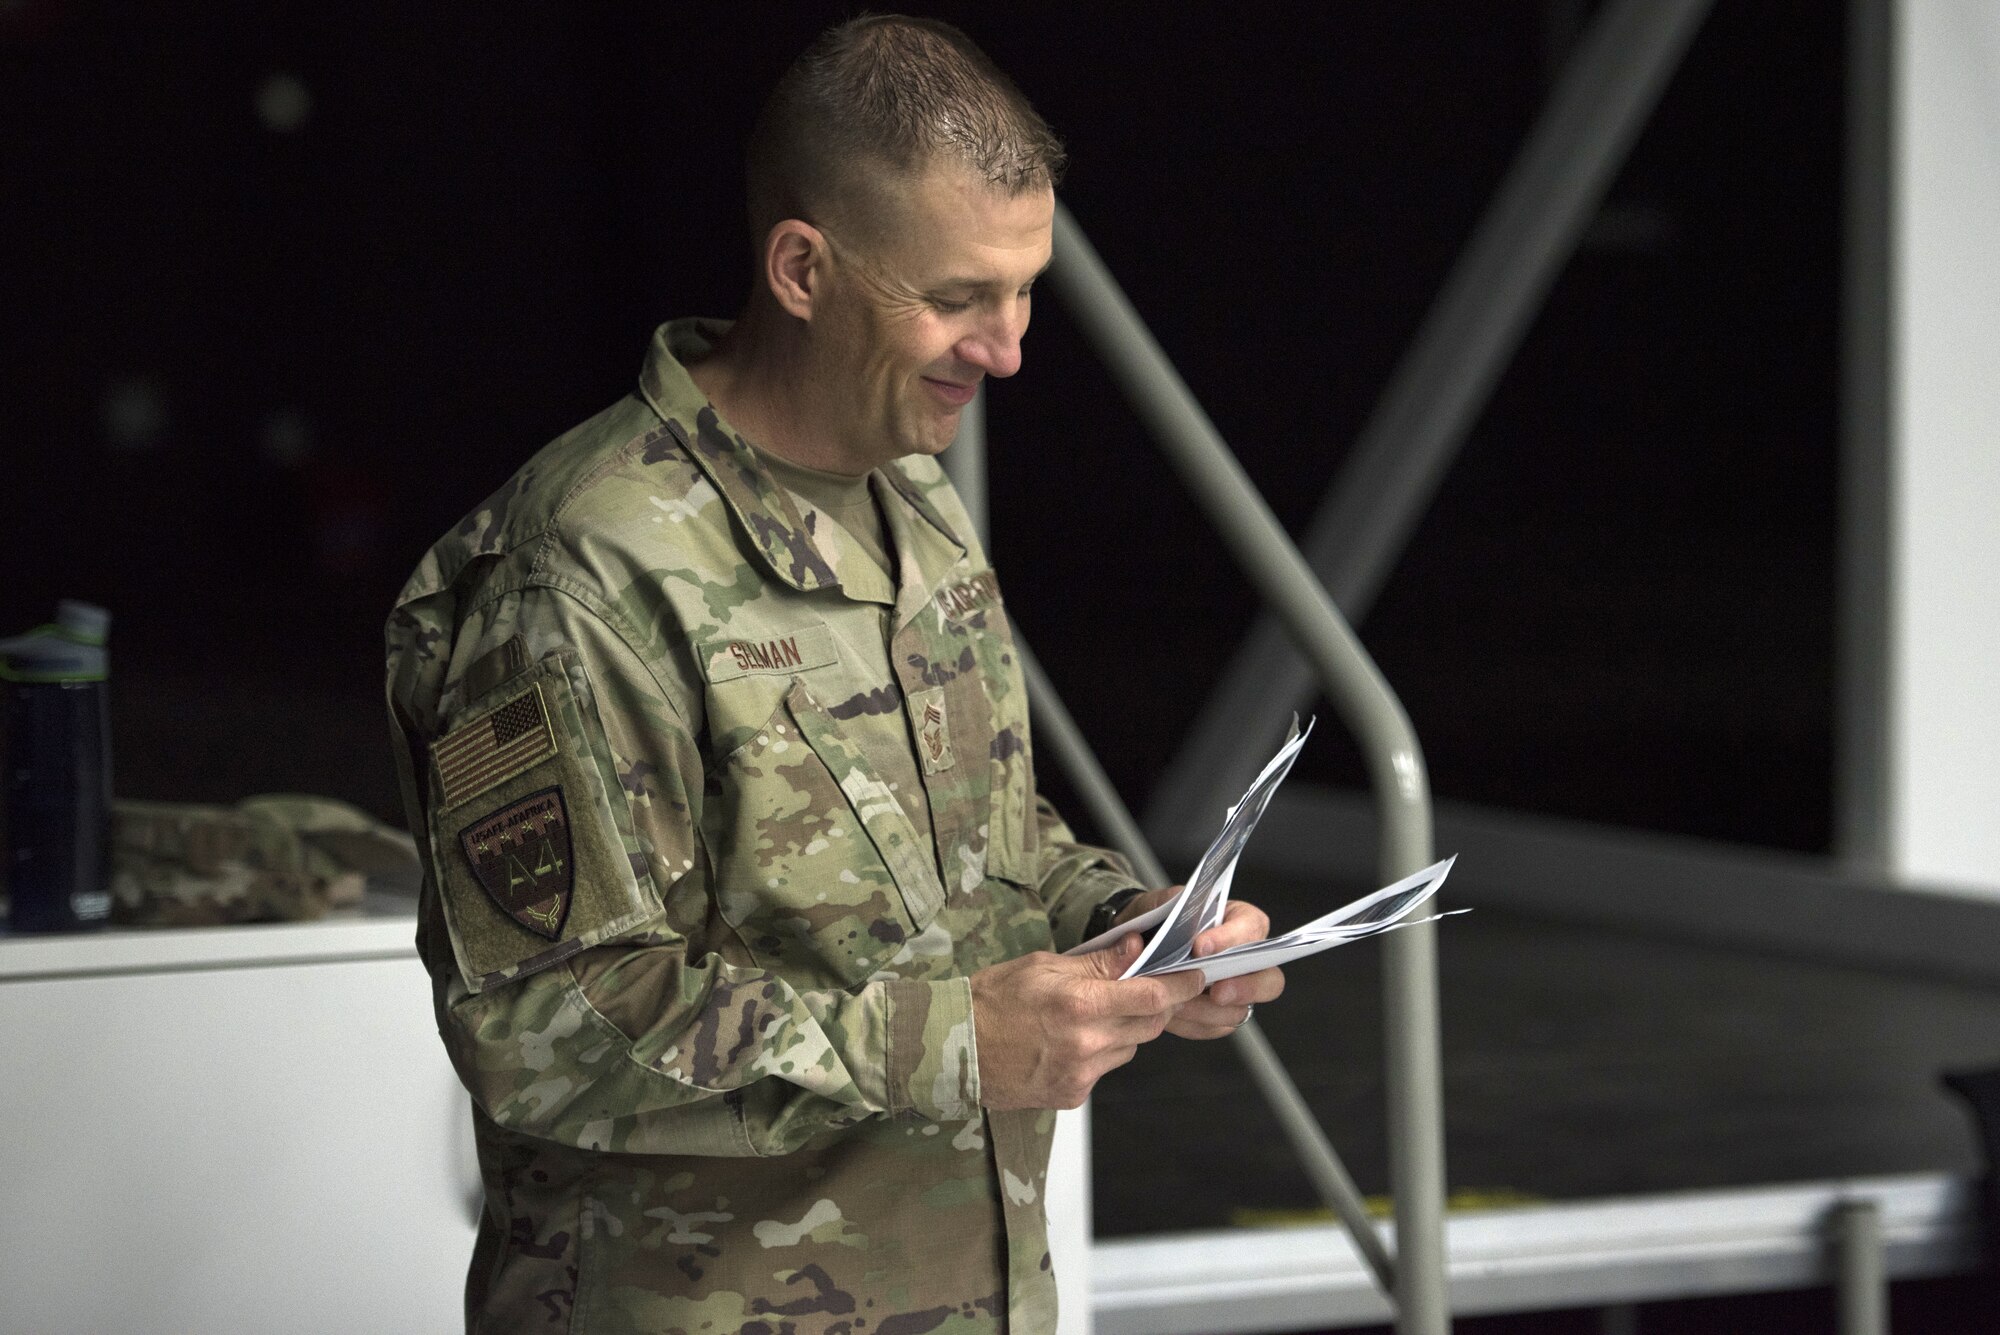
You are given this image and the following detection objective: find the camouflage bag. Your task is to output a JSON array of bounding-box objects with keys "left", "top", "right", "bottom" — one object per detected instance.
[{"left": 109, "top": 794, "right": 419, "bottom": 927}]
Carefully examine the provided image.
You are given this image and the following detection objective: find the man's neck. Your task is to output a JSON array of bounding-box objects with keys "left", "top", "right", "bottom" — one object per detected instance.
[{"left": 687, "top": 303, "right": 870, "bottom": 477}]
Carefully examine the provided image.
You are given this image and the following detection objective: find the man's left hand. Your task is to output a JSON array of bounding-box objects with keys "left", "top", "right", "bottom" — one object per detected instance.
[{"left": 1113, "top": 888, "right": 1286, "bottom": 1039}]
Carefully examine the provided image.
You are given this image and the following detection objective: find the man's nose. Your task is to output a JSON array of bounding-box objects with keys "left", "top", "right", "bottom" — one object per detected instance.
[{"left": 958, "top": 304, "right": 1028, "bottom": 379}]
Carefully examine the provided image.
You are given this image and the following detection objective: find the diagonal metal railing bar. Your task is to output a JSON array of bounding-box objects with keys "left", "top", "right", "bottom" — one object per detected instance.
[
  {"left": 1145, "top": 0, "right": 1716, "bottom": 859},
  {"left": 1044, "top": 202, "right": 1448, "bottom": 1334},
  {"left": 1012, "top": 634, "right": 1399, "bottom": 1299}
]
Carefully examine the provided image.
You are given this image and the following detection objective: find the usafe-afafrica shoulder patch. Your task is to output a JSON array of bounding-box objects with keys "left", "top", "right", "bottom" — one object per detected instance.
[
  {"left": 703, "top": 622, "right": 838, "bottom": 683},
  {"left": 458, "top": 787, "right": 573, "bottom": 940},
  {"left": 936, "top": 571, "right": 1001, "bottom": 622},
  {"left": 433, "top": 683, "right": 558, "bottom": 810}
]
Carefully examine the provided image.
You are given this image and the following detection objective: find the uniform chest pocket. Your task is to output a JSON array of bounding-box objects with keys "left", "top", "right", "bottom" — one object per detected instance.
[{"left": 708, "top": 678, "right": 946, "bottom": 989}]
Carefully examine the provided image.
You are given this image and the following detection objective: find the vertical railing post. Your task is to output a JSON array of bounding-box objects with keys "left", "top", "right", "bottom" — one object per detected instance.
[
  {"left": 946, "top": 384, "right": 989, "bottom": 547},
  {"left": 1832, "top": 1198, "right": 1888, "bottom": 1335},
  {"left": 1835, "top": 0, "right": 1893, "bottom": 871}
]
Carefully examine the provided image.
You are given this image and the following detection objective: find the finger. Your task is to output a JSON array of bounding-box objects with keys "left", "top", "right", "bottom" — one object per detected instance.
[
  {"left": 1204, "top": 966, "right": 1286, "bottom": 1009},
  {"left": 1098, "top": 1010, "right": 1175, "bottom": 1047},
  {"left": 1095, "top": 968, "right": 1208, "bottom": 1017},
  {"left": 1165, "top": 1016, "right": 1243, "bottom": 1041},
  {"left": 1073, "top": 931, "right": 1145, "bottom": 981},
  {"left": 1192, "top": 901, "right": 1271, "bottom": 958},
  {"left": 1085, "top": 1042, "right": 1143, "bottom": 1085},
  {"left": 1148, "top": 968, "right": 1214, "bottom": 1008},
  {"left": 1172, "top": 995, "right": 1252, "bottom": 1030}
]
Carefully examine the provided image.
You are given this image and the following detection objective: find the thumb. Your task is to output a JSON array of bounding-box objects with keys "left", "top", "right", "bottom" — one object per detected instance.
[{"left": 1077, "top": 930, "right": 1143, "bottom": 980}]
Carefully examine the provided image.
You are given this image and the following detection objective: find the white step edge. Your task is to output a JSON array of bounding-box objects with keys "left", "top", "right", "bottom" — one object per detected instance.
[{"left": 1092, "top": 1172, "right": 1982, "bottom": 1333}]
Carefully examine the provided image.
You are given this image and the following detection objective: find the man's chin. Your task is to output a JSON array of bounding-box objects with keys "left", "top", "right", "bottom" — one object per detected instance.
[
  {"left": 879, "top": 405, "right": 965, "bottom": 461},
  {"left": 905, "top": 423, "right": 962, "bottom": 458}
]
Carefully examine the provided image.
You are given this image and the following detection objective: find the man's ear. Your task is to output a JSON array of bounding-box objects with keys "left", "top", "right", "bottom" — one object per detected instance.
[{"left": 763, "top": 220, "right": 825, "bottom": 321}]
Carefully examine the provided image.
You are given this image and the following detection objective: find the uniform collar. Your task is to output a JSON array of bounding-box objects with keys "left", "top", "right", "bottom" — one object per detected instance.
[
  {"left": 638, "top": 319, "right": 837, "bottom": 594},
  {"left": 636, "top": 318, "right": 968, "bottom": 614},
  {"left": 876, "top": 473, "right": 966, "bottom": 626},
  {"left": 874, "top": 462, "right": 972, "bottom": 628}
]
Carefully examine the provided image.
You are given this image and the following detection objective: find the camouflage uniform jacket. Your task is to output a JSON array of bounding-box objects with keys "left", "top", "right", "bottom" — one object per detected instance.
[{"left": 385, "top": 319, "right": 1143, "bottom": 1335}]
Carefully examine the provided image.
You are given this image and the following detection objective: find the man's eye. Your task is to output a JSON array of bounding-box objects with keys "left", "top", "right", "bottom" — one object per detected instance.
[{"left": 931, "top": 297, "right": 971, "bottom": 314}]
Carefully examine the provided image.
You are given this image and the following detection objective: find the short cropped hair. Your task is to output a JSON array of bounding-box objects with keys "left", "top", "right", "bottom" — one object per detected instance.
[{"left": 746, "top": 14, "right": 1066, "bottom": 242}]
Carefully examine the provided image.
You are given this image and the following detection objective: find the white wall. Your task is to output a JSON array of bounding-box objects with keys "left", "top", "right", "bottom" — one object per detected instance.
[
  {"left": 0, "top": 940, "right": 472, "bottom": 1335},
  {"left": 1886, "top": 0, "right": 2000, "bottom": 894}
]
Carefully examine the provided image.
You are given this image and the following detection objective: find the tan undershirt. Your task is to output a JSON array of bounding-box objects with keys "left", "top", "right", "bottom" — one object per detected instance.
[
  {"left": 754, "top": 447, "right": 934, "bottom": 841},
  {"left": 754, "top": 448, "right": 894, "bottom": 578}
]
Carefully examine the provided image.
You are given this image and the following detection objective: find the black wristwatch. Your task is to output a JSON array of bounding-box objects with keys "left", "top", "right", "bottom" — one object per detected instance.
[{"left": 1084, "top": 886, "right": 1148, "bottom": 942}]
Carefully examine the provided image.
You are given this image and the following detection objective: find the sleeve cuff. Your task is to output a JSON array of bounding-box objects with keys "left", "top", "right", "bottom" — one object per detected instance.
[
  {"left": 1047, "top": 866, "right": 1146, "bottom": 953},
  {"left": 881, "top": 975, "right": 980, "bottom": 1120}
]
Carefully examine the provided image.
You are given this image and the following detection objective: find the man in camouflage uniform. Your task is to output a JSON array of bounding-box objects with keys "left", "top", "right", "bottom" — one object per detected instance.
[{"left": 385, "top": 16, "right": 1284, "bottom": 1334}]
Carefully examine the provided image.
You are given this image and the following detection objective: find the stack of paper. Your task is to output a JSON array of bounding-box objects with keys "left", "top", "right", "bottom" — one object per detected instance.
[{"left": 1066, "top": 720, "right": 1464, "bottom": 984}]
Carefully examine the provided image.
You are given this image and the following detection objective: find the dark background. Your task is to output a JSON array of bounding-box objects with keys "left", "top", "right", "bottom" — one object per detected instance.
[{"left": 1, "top": 1, "right": 1841, "bottom": 853}]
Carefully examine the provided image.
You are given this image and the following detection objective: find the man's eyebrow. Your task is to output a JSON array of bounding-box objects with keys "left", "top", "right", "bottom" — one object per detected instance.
[{"left": 931, "top": 257, "right": 1055, "bottom": 293}]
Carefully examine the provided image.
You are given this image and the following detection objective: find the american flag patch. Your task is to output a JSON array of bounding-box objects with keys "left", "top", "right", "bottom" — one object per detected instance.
[{"left": 433, "top": 683, "right": 558, "bottom": 810}]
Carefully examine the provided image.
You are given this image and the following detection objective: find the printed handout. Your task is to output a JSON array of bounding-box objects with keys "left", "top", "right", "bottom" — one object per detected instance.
[{"left": 1065, "top": 722, "right": 1465, "bottom": 984}]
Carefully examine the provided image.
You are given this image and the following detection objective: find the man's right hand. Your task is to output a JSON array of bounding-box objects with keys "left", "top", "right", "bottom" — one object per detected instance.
[{"left": 969, "top": 934, "right": 1209, "bottom": 1110}]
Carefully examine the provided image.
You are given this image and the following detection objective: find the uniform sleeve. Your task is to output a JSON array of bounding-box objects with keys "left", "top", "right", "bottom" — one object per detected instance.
[
  {"left": 1026, "top": 795, "right": 1147, "bottom": 954},
  {"left": 421, "top": 587, "right": 979, "bottom": 1157}
]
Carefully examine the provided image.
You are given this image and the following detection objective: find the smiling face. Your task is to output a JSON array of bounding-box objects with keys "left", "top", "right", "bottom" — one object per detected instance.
[{"left": 804, "top": 164, "right": 1055, "bottom": 472}]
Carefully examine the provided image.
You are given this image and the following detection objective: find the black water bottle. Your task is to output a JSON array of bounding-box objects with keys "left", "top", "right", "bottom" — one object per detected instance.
[{"left": 1, "top": 600, "right": 114, "bottom": 932}]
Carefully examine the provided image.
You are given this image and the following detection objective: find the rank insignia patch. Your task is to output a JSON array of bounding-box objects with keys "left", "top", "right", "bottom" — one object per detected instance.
[
  {"left": 459, "top": 787, "right": 574, "bottom": 940},
  {"left": 908, "top": 686, "right": 955, "bottom": 774}
]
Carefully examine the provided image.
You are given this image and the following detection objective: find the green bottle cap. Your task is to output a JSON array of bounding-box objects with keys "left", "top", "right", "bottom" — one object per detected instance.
[{"left": 0, "top": 601, "right": 111, "bottom": 683}]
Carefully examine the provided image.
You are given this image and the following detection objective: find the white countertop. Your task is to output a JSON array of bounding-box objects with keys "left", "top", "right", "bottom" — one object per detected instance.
[{"left": 0, "top": 893, "right": 419, "bottom": 981}]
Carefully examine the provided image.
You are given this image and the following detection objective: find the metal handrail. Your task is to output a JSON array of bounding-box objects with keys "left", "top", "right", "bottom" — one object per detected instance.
[{"left": 1040, "top": 201, "right": 1448, "bottom": 1333}]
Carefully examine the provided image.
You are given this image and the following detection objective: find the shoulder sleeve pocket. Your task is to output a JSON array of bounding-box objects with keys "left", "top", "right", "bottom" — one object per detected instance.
[{"left": 427, "top": 648, "right": 659, "bottom": 992}]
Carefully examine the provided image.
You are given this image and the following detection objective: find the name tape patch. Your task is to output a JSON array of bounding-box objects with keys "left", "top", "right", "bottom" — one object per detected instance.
[
  {"left": 704, "top": 623, "right": 839, "bottom": 683},
  {"left": 433, "top": 682, "right": 558, "bottom": 810}
]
